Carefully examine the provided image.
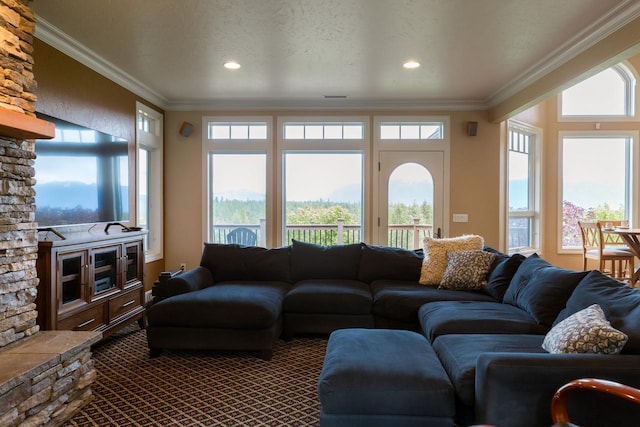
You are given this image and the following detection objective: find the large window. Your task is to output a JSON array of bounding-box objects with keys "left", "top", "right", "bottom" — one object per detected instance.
[
  {"left": 204, "top": 117, "right": 272, "bottom": 246},
  {"left": 279, "top": 117, "right": 368, "bottom": 245},
  {"left": 558, "top": 62, "right": 638, "bottom": 251},
  {"left": 136, "top": 103, "right": 163, "bottom": 261},
  {"left": 507, "top": 121, "right": 540, "bottom": 253},
  {"left": 560, "top": 134, "right": 634, "bottom": 249}
]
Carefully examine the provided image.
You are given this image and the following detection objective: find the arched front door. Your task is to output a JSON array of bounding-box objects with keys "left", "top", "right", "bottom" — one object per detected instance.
[{"left": 377, "top": 151, "right": 445, "bottom": 249}]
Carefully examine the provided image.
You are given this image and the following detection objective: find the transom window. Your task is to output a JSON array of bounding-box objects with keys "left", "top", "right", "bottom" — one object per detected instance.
[
  {"left": 208, "top": 122, "right": 268, "bottom": 140},
  {"left": 380, "top": 122, "right": 444, "bottom": 139},
  {"left": 283, "top": 122, "right": 363, "bottom": 140}
]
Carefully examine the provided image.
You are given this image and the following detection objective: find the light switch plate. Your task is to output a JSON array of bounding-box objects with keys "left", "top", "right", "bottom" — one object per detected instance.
[{"left": 453, "top": 213, "right": 468, "bottom": 223}]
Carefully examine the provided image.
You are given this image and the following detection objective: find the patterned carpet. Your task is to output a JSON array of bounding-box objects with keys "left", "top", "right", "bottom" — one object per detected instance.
[{"left": 65, "top": 325, "right": 327, "bottom": 426}]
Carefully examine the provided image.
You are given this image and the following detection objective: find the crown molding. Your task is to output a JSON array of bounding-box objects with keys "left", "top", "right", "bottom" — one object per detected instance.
[
  {"left": 486, "top": 0, "right": 640, "bottom": 108},
  {"left": 34, "top": 15, "right": 169, "bottom": 110}
]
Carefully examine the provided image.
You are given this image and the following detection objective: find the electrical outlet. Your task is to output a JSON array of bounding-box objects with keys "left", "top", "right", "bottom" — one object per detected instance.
[{"left": 179, "top": 263, "right": 186, "bottom": 271}]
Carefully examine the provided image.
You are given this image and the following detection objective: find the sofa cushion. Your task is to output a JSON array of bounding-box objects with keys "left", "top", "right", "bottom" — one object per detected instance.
[
  {"left": 419, "top": 301, "right": 548, "bottom": 342},
  {"left": 371, "top": 280, "right": 496, "bottom": 324},
  {"left": 290, "top": 240, "right": 362, "bottom": 282},
  {"left": 146, "top": 281, "right": 291, "bottom": 329},
  {"left": 542, "top": 304, "right": 628, "bottom": 354},
  {"left": 482, "top": 253, "right": 526, "bottom": 302},
  {"left": 420, "top": 235, "right": 484, "bottom": 285},
  {"left": 554, "top": 270, "right": 640, "bottom": 354},
  {"left": 358, "top": 244, "right": 423, "bottom": 283},
  {"left": 503, "top": 253, "right": 588, "bottom": 327},
  {"left": 433, "top": 334, "right": 546, "bottom": 407},
  {"left": 284, "top": 279, "right": 372, "bottom": 314},
  {"left": 199, "top": 243, "right": 291, "bottom": 283},
  {"left": 439, "top": 250, "right": 497, "bottom": 290}
]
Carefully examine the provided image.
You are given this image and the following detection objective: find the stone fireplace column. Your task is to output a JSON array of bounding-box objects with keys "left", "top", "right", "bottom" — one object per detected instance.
[{"left": 0, "top": 1, "right": 100, "bottom": 425}]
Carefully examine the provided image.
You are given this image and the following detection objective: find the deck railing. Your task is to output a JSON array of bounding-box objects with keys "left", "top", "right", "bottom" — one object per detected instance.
[{"left": 210, "top": 218, "right": 432, "bottom": 250}]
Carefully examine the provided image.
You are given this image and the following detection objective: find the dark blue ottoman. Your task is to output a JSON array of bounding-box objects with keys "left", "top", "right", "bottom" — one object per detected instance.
[{"left": 318, "top": 329, "right": 455, "bottom": 427}]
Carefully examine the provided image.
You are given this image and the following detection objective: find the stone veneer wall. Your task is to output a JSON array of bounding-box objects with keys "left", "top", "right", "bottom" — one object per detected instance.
[
  {"left": 0, "top": 1, "right": 99, "bottom": 425},
  {"left": 0, "top": 0, "right": 39, "bottom": 347}
]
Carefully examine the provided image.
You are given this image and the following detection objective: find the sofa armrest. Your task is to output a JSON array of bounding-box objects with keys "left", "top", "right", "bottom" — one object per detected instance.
[
  {"left": 474, "top": 352, "right": 640, "bottom": 427},
  {"left": 152, "top": 266, "right": 213, "bottom": 302}
]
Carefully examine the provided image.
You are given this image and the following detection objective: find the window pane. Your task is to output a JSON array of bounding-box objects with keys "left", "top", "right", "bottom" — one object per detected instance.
[
  {"left": 509, "top": 218, "right": 531, "bottom": 250},
  {"left": 211, "top": 125, "right": 230, "bottom": 139},
  {"left": 343, "top": 125, "right": 363, "bottom": 139},
  {"left": 138, "top": 148, "right": 150, "bottom": 249},
  {"left": 324, "top": 125, "right": 342, "bottom": 139},
  {"left": 562, "top": 68, "right": 626, "bottom": 116},
  {"left": 562, "top": 137, "right": 628, "bottom": 248},
  {"left": 305, "top": 125, "right": 323, "bottom": 139},
  {"left": 284, "top": 153, "right": 362, "bottom": 245},
  {"left": 508, "top": 150, "right": 530, "bottom": 211},
  {"left": 209, "top": 154, "right": 266, "bottom": 245},
  {"left": 284, "top": 125, "right": 304, "bottom": 139},
  {"left": 380, "top": 125, "right": 400, "bottom": 139},
  {"left": 230, "top": 125, "right": 249, "bottom": 139},
  {"left": 249, "top": 125, "right": 267, "bottom": 139},
  {"left": 401, "top": 125, "right": 420, "bottom": 139}
]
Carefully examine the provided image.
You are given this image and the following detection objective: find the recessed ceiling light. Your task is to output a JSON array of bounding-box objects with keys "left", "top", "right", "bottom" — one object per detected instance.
[
  {"left": 403, "top": 60, "right": 420, "bottom": 69},
  {"left": 224, "top": 61, "right": 241, "bottom": 70}
]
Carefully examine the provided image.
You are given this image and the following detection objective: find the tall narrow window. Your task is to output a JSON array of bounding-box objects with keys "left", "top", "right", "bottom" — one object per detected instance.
[
  {"left": 136, "top": 103, "right": 163, "bottom": 261},
  {"left": 507, "top": 121, "right": 540, "bottom": 253}
]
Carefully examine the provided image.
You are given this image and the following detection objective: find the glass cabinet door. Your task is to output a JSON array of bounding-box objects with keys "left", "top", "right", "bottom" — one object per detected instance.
[
  {"left": 57, "top": 251, "right": 88, "bottom": 313},
  {"left": 92, "top": 246, "right": 119, "bottom": 296},
  {"left": 124, "top": 241, "right": 143, "bottom": 285}
]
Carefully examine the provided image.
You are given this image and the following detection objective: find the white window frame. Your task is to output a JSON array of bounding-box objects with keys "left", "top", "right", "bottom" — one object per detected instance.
[
  {"left": 506, "top": 120, "right": 541, "bottom": 255},
  {"left": 135, "top": 102, "right": 163, "bottom": 262},
  {"left": 276, "top": 116, "right": 370, "bottom": 246},
  {"left": 202, "top": 116, "right": 273, "bottom": 246},
  {"left": 558, "top": 62, "right": 637, "bottom": 121},
  {"left": 557, "top": 130, "right": 639, "bottom": 253}
]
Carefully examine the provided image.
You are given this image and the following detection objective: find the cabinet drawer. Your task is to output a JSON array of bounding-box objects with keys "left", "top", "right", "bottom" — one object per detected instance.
[
  {"left": 58, "top": 304, "right": 106, "bottom": 331},
  {"left": 109, "top": 288, "right": 143, "bottom": 320}
]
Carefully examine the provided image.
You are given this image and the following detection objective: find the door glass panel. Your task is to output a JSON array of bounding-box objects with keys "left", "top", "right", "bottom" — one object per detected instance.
[{"left": 387, "top": 163, "right": 434, "bottom": 249}]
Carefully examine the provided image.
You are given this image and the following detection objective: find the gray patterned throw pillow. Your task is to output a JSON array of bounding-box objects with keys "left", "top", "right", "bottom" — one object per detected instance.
[
  {"left": 438, "top": 250, "right": 497, "bottom": 290},
  {"left": 542, "top": 304, "right": 628, "bottom": 354}
]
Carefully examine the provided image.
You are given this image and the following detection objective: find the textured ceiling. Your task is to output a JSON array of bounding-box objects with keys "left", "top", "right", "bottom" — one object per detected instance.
[{"left": 32, "top": 0, "right": 640, "bottom": 110}]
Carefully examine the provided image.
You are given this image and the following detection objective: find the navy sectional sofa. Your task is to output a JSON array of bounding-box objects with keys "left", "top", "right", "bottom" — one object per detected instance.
[{"left": 146, "top": 240, "right": 640, "bottom": 427}]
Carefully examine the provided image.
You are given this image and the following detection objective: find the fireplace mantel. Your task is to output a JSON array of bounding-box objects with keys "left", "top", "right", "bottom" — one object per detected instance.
[{"left": 0, "top": 108, "right": 54, "bottom": 140}]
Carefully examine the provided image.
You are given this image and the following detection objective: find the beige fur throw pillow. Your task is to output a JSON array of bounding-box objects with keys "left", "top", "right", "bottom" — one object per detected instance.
[{"left": 419, "top": 235, "right": 484, "bottom": 285}]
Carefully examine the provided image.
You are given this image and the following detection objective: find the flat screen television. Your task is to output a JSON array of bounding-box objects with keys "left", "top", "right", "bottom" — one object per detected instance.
[{"left": 34, "top": 113, "right": 129, "bottom": 227}]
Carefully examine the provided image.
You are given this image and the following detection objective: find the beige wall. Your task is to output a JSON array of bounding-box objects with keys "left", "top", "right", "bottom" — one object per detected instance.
[
  {"left": 163, "top": 109, "right": 502, "bottom": 271},
  {"left": 33, "top": 40, "right": 165, "bottom": 291}
]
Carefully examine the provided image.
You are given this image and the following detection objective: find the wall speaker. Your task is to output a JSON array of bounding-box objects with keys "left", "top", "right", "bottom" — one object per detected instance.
[
  {"left": 179, "top": 121, "right": 194, "bottom": 137},
  {"left": 467, "top": 121, "right": 478, "bottom": 137}
]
